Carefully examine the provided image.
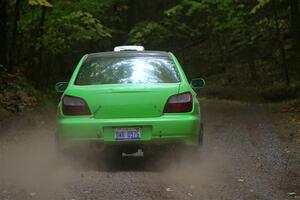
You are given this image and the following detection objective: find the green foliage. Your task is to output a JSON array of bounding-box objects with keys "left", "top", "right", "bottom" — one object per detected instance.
[
  {"left": 261, "top": 83, "right": 300, "bottom": 100},
  {"left": 128, "top": 21, "right": 170, "bottom": 47},
  {"left": 28, "top": 0, "right": 52, "bottom": 7},
  {"left": 41, "top": 11, "right": 111, "bottom": 54},
  {"left": 250, "top": 0, "right": 270, "bottom": 14},
  {"left": 165, "top": 0, "right": 247, "bottom": 32},
  {"left": 129, "top": 22, "right": 163, "bottom": 44},
  {"left": 0, "top": 73, "right": 38, "bottom": 112},
  {"left": 1, "top": 0, "right": 299, "bottom": 103},
  {"left": 0, "top": 64, "right": 5, "bottom": 74}
]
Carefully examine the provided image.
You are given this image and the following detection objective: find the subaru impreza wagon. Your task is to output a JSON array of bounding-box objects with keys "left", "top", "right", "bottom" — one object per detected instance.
[{"left": 55, "top": 46, "right": 205, "bottom": 157}]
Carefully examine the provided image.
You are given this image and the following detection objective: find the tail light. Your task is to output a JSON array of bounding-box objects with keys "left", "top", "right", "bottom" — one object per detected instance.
[
  {"left": 163, "top": 92, "right": 193, "bottom": 113},
  {"left": 62, "top": 95, "right": 91, "bottom": 115}
]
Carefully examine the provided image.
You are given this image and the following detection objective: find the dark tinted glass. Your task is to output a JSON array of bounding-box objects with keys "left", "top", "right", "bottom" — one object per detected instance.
[{"left": 75, "top": 56, "right": 180, "bottom": 85}]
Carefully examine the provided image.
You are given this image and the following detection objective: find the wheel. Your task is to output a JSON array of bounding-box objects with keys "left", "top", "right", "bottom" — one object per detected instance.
[
  {"left": 54, "top": 130, "right": 82, "bottom": 160},
  {"left": 179, "top": 123, "right": 204, "bottom": 162},
  {"left": 54, "top": 130, "right": 70, "bottom": 160}
]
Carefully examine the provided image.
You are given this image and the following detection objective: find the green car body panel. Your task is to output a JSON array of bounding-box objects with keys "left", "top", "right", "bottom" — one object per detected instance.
[{"left": 57, "top": 50, "right": 202, "bottom": 147}]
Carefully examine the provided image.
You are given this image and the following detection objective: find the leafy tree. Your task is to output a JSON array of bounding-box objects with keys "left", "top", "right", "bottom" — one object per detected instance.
[
  {"left": 28, "top": 0, "right": 52, "bottom": 7},
  {"left": 42, "top": 11, "right": 111, "bottom": 55},
  {"left": 0, "top": 0, "right": 300, "bottom": 100}
]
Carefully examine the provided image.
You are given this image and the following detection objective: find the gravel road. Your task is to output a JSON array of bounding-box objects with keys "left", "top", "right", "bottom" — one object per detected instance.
[{"left": 0, "top": 99, "right": 299, "bottom": 200}]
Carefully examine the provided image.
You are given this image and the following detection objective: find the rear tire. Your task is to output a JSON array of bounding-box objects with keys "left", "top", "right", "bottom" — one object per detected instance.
[
  {"left": 198, "top": 123, "right": 204, "bottom": 148},
  {"left": 54, "top": 130, "right": 85, "bottom": 160},
  {"left": 54, "top": 130, "right": 71, "bottom": 160},
  {"left": 179, "top": 123, "right": 204, "bottom": 162}
]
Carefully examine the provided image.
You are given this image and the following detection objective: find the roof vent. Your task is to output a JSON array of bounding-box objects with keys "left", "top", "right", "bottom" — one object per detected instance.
[{"left": 114, "top": 45, "right": 145, "bottom": 52}]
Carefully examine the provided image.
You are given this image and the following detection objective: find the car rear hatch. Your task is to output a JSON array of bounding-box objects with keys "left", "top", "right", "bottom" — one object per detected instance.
[{"left": 69, "top": 83, "right": 179, "bottom": 119}]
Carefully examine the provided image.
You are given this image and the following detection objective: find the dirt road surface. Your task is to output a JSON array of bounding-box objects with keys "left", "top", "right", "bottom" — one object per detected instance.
[{"left": 0, "top": 99, "right": 299, "bottom": 200}]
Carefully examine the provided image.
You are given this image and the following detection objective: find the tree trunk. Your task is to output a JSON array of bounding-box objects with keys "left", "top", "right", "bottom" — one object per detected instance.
[
  {"left": 274, "top": 2, "right": 290, "bottom": 85},
  {"left": 8, "top": 0, "right": 21, "bottom": 73},
  {"left": 37, "top": 6, "right": 47, "bottom": 86},
  {"left": 0, "top": 0, "right": 7, "bottom": 68},
  {"left": 290, "top": 0, "right": 300, "bottom": 44},
  {"left": 247, "top": 51, "right": 258, "bottom": 82}
]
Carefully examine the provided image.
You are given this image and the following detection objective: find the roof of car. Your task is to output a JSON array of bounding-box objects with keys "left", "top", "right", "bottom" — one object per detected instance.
[{"left": 87, "top": 51, "right": 170, "bottom": 58}]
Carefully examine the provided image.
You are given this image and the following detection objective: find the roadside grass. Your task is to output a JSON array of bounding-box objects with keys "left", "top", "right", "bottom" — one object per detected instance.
[
  {"left": 281, "top": 98, "right": 300, "bottom": 144},
  {"left": 199, "top": 83, "right": 300, "bottom": 103},
  {"left": 198, "top": 85, "right": 264, "bottom": 103},
  {"left": 0, "top": 72, "right": 58, "bottom": 123},
  {"left": 0, "top": 105, "right": 11, "bottom": 121}
]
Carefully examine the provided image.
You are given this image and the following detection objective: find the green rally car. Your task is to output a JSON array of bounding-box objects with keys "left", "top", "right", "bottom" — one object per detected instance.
[{"left": 55, "top": 46, "right": 205, "bottom": 156}]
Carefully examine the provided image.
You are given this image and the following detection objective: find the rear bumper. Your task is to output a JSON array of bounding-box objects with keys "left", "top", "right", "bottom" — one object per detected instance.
[{"left": 58, "top": 114, "right": 200, "bottom": 145}]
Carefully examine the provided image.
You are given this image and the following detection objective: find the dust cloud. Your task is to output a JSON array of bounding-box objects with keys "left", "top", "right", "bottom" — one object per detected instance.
[
  {"left": 161, "top": 147, "right": 232, "bottom": 195},
  {"left": 0, "top": 112, "right": 82, "bottom": 199},
  {"left": 0, "top": 111, "right": 234, "bottom": 199}
]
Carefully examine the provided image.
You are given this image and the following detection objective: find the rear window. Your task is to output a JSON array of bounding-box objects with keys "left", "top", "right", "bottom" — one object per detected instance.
[{"left": 75, "top": 55, "right": 180, "bottom": 85}]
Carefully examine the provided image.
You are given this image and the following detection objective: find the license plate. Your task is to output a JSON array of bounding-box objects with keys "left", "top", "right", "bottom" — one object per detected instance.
[{"left": 114, "top": 127, "right": 141, "bottom": 141}]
